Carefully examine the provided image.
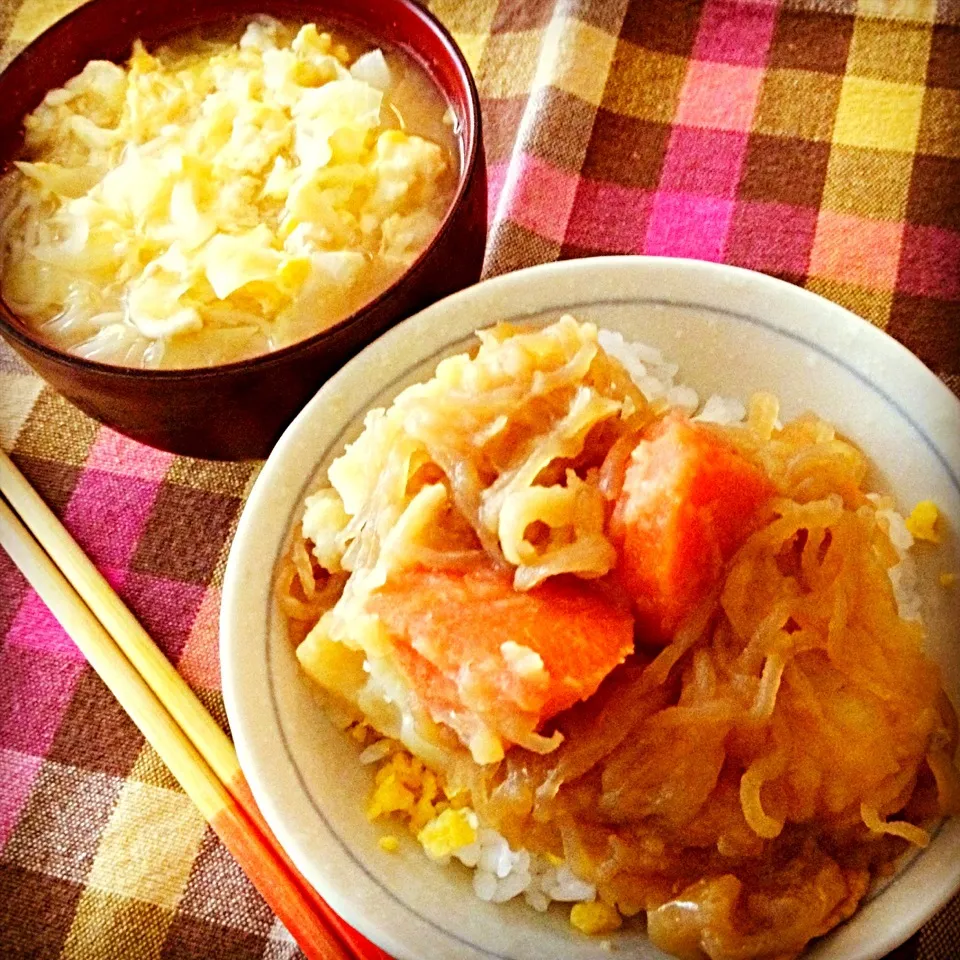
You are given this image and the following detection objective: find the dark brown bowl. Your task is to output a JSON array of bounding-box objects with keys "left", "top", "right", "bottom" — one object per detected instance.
[{"left": 0, "top": 0, "right": 485, "bottom": 459}]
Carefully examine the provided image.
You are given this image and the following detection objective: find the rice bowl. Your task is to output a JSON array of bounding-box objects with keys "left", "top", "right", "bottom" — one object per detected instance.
[{"left": 221, "top": 257, "right": 960, "bottom": 960}]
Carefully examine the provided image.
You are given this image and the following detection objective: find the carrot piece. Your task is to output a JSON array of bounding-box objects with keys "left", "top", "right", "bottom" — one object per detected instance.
[
  {"left": 369, "top": 566, "right": 635, "bottom": 729},
  {"left": 610, "top": 415, "right": 775, "bottom": 642}
]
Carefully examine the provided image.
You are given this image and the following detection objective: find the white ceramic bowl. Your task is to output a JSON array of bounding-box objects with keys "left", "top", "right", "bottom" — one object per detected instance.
[{"left": 221, "top": 257, "right": 960, "bottom": 960}]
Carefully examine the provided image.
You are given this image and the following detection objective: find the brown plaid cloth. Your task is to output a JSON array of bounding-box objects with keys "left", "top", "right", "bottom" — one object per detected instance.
[{"left": 1, "top": 1, "right": 958, "bottom": 958}]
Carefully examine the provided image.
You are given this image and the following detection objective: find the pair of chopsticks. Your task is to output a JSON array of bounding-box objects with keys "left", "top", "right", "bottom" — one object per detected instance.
[{"left": 0, "top": 449, "right": 391, "bottom": 960}]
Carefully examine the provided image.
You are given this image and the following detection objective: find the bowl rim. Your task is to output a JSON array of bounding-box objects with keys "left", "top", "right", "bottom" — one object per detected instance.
[
  {"left": 221, "top": 255, "right": 960, "bottom": 960},
  {"left": 0, "top": 0, "right": 483, "bottom": 381}
]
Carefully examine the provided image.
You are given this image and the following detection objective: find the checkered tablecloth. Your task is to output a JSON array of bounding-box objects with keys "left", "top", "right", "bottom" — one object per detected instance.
[{"left": 1, "top": 1, "right": 958, "bottom": 958}]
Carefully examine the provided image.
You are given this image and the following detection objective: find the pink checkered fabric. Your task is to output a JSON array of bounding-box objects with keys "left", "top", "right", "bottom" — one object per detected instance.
[{"left": 1, "top": 1, "right": 957, "bottom": 957}]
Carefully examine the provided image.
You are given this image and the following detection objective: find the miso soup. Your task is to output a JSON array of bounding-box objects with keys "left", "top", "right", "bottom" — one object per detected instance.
[{"left": 0, "top": 16, "right": 461, "bottom": 369}]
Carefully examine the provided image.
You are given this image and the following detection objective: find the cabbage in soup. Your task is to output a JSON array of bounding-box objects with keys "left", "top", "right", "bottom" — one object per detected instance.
[{"left": 0, "top": 17, "right": 460, "bottom": 369}]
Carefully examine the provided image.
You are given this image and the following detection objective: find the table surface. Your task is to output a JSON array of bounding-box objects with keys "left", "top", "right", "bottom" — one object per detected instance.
[{"left": 0, "top": 1, "right": 958, "bottom": 958}]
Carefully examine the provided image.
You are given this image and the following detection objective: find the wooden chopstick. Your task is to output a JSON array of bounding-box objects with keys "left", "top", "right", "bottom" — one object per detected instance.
[
  {"left": 0, "top": 450, "right": 392, "bottom": 960},
  {"left": 0, "top": 495, "right": 355, "bottom": 959},
  {"left": 0, "top": 448, "right": 233, "bottom": 777}
]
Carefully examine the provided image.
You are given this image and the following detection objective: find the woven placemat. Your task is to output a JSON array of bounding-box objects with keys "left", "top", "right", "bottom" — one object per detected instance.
[{"left": 1, "top": 1, "right": 957, "bottom": 957}]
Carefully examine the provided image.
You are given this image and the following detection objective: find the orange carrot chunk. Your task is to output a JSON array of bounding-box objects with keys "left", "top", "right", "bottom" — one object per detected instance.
[
  {"left": 610, "top": 415, "right": 775, "bottom": 643},
  {"left": 370, "top": 566, "right": 635, "bottom": 729}
]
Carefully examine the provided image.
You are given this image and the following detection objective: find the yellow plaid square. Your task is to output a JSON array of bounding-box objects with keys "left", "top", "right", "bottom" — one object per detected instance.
[
  {"left": 128, "top": 742, "right": 184, "bottom": 793},
  {"left": 428, "top": 0, "right": 498, "bottom": 72},
  {"left": 857, "top": 0, "right": 937, "bottom": 23},
  {"left": 754, "top": 69, "right": 843, "bottom": 142},
  {"left": 833, "top": 75, "right": 925, "bottom": 152},
  {"left": 477, "top": 29, "right": 542, "bottom": 98},
  {"left": 86, "top": 781, "right": 206, "bottom": 911},
  {"left": 601, "top": 41, "right": 688, "bottom": 123},
  {"left": 7, "top": 0, "right": 78, "bottom": 47},
  {"left": 450, "top": 33, "right": 488, "bottom": 74},
  {"left": 62, "top": 890, "right": 172, "bottom": 960},
  {"left": 534, "top": 16, "right": 617, "bottom": 107},
  {"left": 0, "top": 373, "right": 43, "bottom": 449},
  {"left": 427, "top": 0, "right": 498, "bottom": 35},
  {"left": 820, "top": 145, "right": 914, "bottom": 220},
  {"left": 846, "top": 17, "right": 932, "bottom": 84},
  {"left": 805, "top": 277, "right": 894, "bottom": 328}
]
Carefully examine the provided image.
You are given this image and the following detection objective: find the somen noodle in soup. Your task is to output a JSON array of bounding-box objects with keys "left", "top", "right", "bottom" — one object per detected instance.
[{"left": 0, "top": 17, "right": 459, "bottom": 369}]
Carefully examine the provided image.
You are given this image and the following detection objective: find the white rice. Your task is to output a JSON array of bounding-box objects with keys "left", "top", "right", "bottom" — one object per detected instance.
[
  {"left": 871, "top": 497, "right": 922, "bottom": 622},
  {"left": 695, "top": 394, "right": 748, "bottom": 425},
  {"left": 598, "top": 329, "right": 745, "bottom": 425},
  {"left": 438, "top": 828, "right": 597, "bottom": 911},
  {"left": 358, "top": 738, "right": 395, "bottom": 765}
]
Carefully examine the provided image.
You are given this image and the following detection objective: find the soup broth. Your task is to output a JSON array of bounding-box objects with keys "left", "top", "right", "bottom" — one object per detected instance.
[{"left": 0, "top": 16, "right": 460, "bottom": 368}]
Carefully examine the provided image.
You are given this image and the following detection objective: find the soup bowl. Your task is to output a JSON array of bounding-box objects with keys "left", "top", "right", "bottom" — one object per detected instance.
[{"left": 0, "top": 0, "right": 485, "bottom": 459}]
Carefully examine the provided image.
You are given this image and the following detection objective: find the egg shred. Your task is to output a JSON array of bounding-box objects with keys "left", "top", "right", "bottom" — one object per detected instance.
[
  {"left": 0, "top": 18, "right": 453, "bottom": 368},
  {"left": 280, "top": 317, "right": 960, "bottom": 960}
]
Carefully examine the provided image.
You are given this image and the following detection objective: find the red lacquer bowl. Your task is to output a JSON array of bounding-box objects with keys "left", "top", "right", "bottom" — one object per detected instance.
[{"left": 0, "top": 0, "right": 486, "bottom": 459}]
